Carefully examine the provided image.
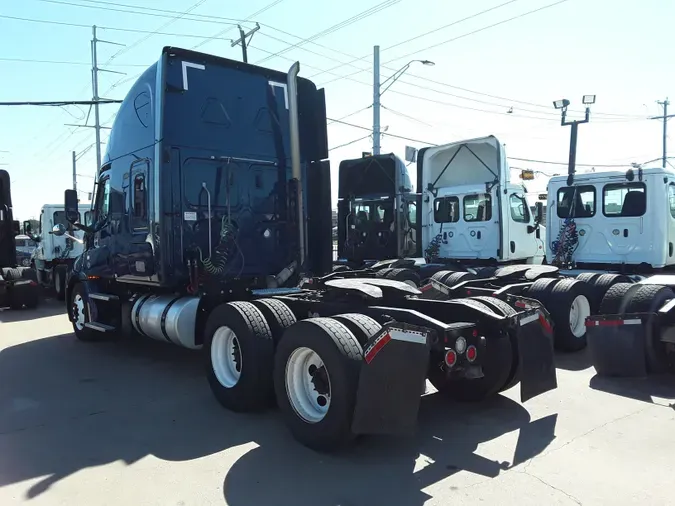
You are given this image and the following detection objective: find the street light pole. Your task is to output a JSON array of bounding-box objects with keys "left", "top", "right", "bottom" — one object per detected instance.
[{"left": 371, "top": 46, "right": 434, "bottom": 155}]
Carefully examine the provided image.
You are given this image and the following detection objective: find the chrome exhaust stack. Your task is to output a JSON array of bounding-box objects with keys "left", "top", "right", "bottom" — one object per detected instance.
[{"left": 287, "top": 61, "right": 305, "bottom": 269}]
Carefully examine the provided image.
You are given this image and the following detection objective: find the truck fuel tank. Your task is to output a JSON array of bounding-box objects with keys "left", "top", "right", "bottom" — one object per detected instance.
[{"left": 131, "top": 294, "right": 201, "bottom": 349}]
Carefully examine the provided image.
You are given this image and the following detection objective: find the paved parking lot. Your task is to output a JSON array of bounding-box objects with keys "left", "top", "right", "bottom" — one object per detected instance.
[{"left": 1, "top": 299, "right": 674, "bottom": 506}]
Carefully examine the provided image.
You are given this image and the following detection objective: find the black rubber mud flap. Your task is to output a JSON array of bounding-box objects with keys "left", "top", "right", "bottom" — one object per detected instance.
[
  {"left": 586, "top": 314, "right": 647, "bottom": 377},
  {"left": 351, "top": 322, "right": 431, "bottom": 436},
  {"left": 514, "top": 306, "right": 558, "bottom": 403}
]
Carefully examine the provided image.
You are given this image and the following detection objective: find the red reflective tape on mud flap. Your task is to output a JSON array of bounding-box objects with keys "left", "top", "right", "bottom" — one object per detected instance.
[
  {"left": 419, "top": 283, "right": 433, "bottom": 292},
  {"left": 363, "top": 328, "right": 428, "bottom": 364},
  {"left": 585, "top": 318, "right": 641, "bottom": 327},
  {"left": 538, "top": 312, "right": 553, "bottom": 334},
  {"left": 364, "top": 332, "right": 391, "bottom": 364}
]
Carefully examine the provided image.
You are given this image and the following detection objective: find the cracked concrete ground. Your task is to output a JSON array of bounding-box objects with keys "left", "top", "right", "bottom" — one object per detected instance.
[{"left": 1, "top": 300, "right": 674, "bottom": 506}]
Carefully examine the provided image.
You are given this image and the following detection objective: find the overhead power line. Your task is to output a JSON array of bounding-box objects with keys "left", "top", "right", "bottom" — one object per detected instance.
[
  {"left": 320, "top": 0, "right": 570, "bottom": 87},
  {"left": 328, "top": 117, "right": 648, "bottom": 167},
  {"left": 30, "top": 0, "right": 246, "bottom": 26},
  {"left": 329, "top": 134, "right": 372, "bottom": 151},
  {"left": 308, "top": 0, "right": 520, "bottom": 81},
  {"left": 254, "top": 0, "right": 403, "bottom": 65},
  {"left": 0, "top": 100, "right": 122, "bottom": 106}
]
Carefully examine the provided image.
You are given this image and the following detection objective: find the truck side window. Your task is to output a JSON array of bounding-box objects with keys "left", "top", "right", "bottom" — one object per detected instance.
[
  {"left": 95, "top": 178, "right": 111, "bottom": 220},
  {"left": 509, "top": 194, "right": 530, "bottom": 223},
  {"left": 602, "top": 182, "right": 646, "bottom": 217},
  {"left": 557, "top": 185, "right": 595, "bottom": 218},
  {"left": 131, "top": 174, "right": 148, "bottom": 230},
  {"left": 669, "top": 184, "right": 675, "bottom": 219},
  {"left": 463, "top": 193, "right": 492, "bottom": 222},
  {"left": 433, "top": 196, "right": 459, "bottom": 223},
  {"left": 407, "top": 202, "right": 417, "bottom": 226}
]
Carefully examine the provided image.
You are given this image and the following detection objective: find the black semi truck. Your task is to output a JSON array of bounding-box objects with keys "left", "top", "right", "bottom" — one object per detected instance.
[
  {"left": 57, "top": 47, "right": 557, "bottom": 452},
  {"left": 0, "top": 170, "right": 40, "bottom": 309}
]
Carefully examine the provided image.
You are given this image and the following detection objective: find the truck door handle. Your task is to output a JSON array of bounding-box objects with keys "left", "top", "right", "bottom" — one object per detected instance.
[
  {"left": 623, "top": 229, "right": 628, "bottom": 237},
  {"left": 477, "top": 231, "right": 482, "bottom": 240}
]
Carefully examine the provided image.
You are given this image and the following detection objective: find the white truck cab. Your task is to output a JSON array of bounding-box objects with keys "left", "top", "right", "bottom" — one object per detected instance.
[
  {"left": 30, "top": 203, "right": 91, "bottom": 298},
  {"left": 545, "top": 167, "right": 675, "bottom": 271},
  {"left": 418, "top": 135, "right": 545, "bottom": 265}
]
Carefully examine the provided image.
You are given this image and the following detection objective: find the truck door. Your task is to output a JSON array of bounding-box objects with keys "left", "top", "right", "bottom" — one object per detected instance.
[
  {"left": 122, "top": 160, "right": 154, "bottom": 278},
  {"left": 436, "top": 191, "right": 500, "bottom": 260},
  {"left": 401, "top": 194, "right": 420, "bottom": 258},
  {"left": 595, "top": 181, "right": 647, "bottom": 263},
  {"left": 506, "top": 192, "right": 541, "bottom": 262},
  {"left": 85, "top": 174, "right": 115, "bottom": 278}
]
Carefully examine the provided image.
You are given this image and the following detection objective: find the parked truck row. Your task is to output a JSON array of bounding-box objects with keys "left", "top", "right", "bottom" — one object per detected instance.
[{"left": 14, "top": 47, "right": 671, "bottom": 451}]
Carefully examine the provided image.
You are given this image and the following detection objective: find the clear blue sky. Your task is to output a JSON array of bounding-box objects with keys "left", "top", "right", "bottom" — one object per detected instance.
[{"left": 1, "top": 0, "right": 673, "bottom": 220}]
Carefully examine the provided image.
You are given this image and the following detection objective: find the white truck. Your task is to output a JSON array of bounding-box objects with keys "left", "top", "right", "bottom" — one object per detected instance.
[
  {"left": 418, "top": 135, "right": 546, "bottom": 270},
  {"left": 545, "top": 166, "right": 675, "bottom": 273},
  {"left": 25, "top": 204, "right": 91, "bottom": 300}
]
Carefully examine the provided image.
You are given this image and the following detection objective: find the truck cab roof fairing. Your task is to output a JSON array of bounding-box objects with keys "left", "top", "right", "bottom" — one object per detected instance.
[{"left": 420, "top": 136, "right": 507, "bottom": 192}]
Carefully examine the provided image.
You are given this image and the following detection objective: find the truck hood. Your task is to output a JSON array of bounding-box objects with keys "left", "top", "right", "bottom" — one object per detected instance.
[{"left": 417, "top": 135, "right": 508, "bottom": 192}]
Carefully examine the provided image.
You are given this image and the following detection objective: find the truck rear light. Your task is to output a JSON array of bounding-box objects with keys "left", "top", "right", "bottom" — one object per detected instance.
[
  {"left": 466, "top": 345, "right": 477, "bottom": 362},
  {"left": 444, "top": 349, "right": 457, "bottom": 367},
  {"left": 455, "top": 336, "right": 467, "bottom": 354}
]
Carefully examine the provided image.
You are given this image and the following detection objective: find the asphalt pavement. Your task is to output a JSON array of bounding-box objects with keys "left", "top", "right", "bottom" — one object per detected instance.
[{"left": 1, "top": 299, "right": 674, "bottom": 506}]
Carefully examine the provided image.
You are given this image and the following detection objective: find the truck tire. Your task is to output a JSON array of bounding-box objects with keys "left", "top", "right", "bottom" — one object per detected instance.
[
  {"left": 274, "top": 318, "right": 363, "bottom": 452},
  {"left": 53, "top": 265, "right": 68, "bottom": 301},
  {"left": 1, "top": 267, "right": 22, "bottom": 282},
  {"left": 443, "top": 271, "right": 476, "bottom": 288},
  {"left": 469, "top": 296, "right": 520, "bottom": 392},
  {"left": 577, "top": 273, "right": 631, "bottom": 313},
  {"left": 598, "top": 283, "right": 641, "bottom": 315},
  {"left": 428, "top": 299, "right": 513, "bottom": 401},
  {"left": 385, "top": 268, "right": 420, "bottom": 287},
  {"left": 251, "top": 298, "right": 296, "bottom": 345},
  {"left": 623, "top": 285, "right": 675, "bottom": 374},
  {"left": 69, "top": 283, "right": 103, "bottom": 342},
  {"left": 525, "top": 277, "right": 559, "bottom": 302},
  {"left": 332, "top": 313, "right": 382, "bottom": 346},
  {"left": 545, "top": 278, "right": 593, "bottom": 352},
  {"left": 431, "top": 270, "right": 455, "bottom": 283},
  {"left": 205, "top": 301, "right": 275, "bottom": 412},
  {"left": 374, "top": 268, "right": 393, "bottom": 278}
]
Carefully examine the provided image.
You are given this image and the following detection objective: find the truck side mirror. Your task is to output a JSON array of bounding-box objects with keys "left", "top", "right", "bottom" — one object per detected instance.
[
  {"left": 52, "top": 223, "right": 67, "bottom": 236},
  {"left": 11, "top": 220, "right": 20, "bottom": 236},
  {"left": 64, "top": 189, "right": 79, "bottom": 223},
  {"left": 23, "top": 220, "right": 32, "bottom": 234},
  {"left": 534, "top": 201, "right": 544, "bottom": 224}
]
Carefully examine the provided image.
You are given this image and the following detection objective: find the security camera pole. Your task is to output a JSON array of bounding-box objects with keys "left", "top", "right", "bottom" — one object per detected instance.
[{"left": 553, "top": 95, "right": 595, "bottom": 186}]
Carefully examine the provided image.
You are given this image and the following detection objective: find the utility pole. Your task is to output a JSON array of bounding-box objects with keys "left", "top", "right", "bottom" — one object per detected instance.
[
  {"left": 373, "top": 45, "right": 381, "bottom": 155},
  {"left": 72, "top": 151, "right": 77, "bottom": 192},
  {"left": 231, "top": 23, "right": 260, "bottom": 63},
  {"left": 91, "top": 25, "right": 124, "bottom": 175},
  {"left": 650, "top": 98, "right": 673, "bottom": 168}
]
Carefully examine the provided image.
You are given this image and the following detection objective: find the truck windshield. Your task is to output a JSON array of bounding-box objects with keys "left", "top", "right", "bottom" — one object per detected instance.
[{"left": 351, "top": 199, "right": 394, "bottom": 228}]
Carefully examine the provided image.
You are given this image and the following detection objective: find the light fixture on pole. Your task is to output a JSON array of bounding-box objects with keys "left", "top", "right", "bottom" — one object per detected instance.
[
  {"left": 373, "top": 46, "right": 435, "bottom": 155},
  {"left": 553, "top": 95, "right": 595, "bottom": 185}
]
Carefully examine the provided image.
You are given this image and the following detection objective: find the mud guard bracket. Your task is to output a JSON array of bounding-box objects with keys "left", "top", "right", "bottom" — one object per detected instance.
[{"left": 351, "top": 322, "right": 432, "bottom": 435}]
